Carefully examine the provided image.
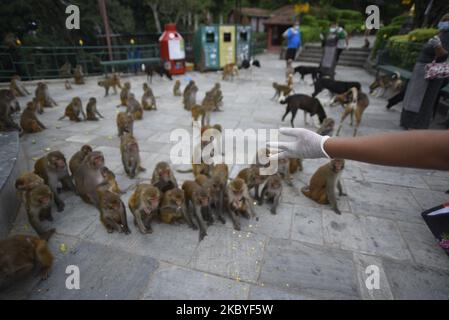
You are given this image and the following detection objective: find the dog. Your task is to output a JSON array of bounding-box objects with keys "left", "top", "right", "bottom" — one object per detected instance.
[
  {"left": 369, "top": 72, "right": 402, "bottom": 98},
  {"left": 144, "top": 64, "right": 173, "bottom": 83},
  {"left": 241, "top": 59, "right": 261, "bottom": 69},
  {"left": 294, "top": 65, "right": 321, "bottom": 82},
  {"left": 280, "top": 94, "right": 327, "bottom": 128},
  {"left": 331, "top": 87, "right": 369, "bottom": 137},
  {"left": 312, "top": 77, "right": 361, "bottom": 98}
]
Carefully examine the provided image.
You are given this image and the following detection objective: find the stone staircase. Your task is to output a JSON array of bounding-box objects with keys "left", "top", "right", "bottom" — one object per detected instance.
[{"left": 297, "top": 44, "right": 371, "bottom": 68}]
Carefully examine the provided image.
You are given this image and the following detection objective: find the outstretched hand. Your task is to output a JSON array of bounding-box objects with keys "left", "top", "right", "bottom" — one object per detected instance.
[{"left": 267, "top": 128, "right": 331, "bottom": 160}]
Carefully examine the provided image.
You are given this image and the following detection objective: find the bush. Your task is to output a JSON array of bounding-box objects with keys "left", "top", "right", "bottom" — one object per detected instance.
[
  {"left": 407, "top": 28, "right": 438, "bottom": 42},
  {"left": 316, "top": 19, "right": 331, "bottom": 31},
  {"left": 389, "top": 35, "right": 409, "bottom": 43},
  {"left": 335, "top": 9, "right": 363, "bottom": 21},
  {"left": 372, "top": 25, "right": 402, "bottom": 59},
  {"left": 300, "top": 26, "right": 321, "bottom": 43},
  {"left": 390, "top": 14, "right": 409, "bottom": 26},
  {"left": 300, "top": 15, "right": 318, "bottom": 27}
]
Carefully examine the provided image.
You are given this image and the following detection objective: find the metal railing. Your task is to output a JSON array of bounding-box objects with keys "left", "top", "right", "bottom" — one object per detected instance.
[{"left": 0, "top": 44, "right": 160, "bottom": 82}]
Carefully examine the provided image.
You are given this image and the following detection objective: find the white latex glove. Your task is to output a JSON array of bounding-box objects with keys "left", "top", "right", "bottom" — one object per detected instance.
[{"left": 267, "top": 128, "right": 331, "bottom": 160}]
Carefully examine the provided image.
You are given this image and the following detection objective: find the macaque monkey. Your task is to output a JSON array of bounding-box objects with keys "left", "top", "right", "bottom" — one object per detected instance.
[
  {"left": 159, "top": 188, "right": 196, "bottom": 228},
  {"left": 183, "top": 80, "right": 198, "bottom": 111},
  {"left": 15, "top": 172, "right": 44, "bottom": 204},
  {"left": 173, "top": 80, "right": 182, "bottom": 96},
  {"left": 209, "top": 164, "right": 229, "bottom": 222},
  {"left": 226, "top": 178, "right": 257, "bottom": 231},
  {"left": 286, "top": 59, "right": 294, "bottom": 79},
  {"left": 301, "top": 159, "right": 346, "bottom": 215},
  {"left": 195, "top": 173, "right": 227, "bottom": 225},
  {"left": 260, "top": 174, "right": 283, "bottom": 215},
  {"left": 142, "top": 83, "right": 157, "bottom": 110},
  {"left": 237, "top": 165, "right": 266, "bottom": 204},
  {"left": 59, "top": 62, "right": 72, "bottom": 77},
  {"left": 128, "top": 184, "right": 161, "bottom": 234},
  {"left": 278, "top": 158, "right": 293, "bottom": 186},
  {"left": 182, "top": 180, "right": 211, "bottom": 241},
  {"left": 34, "top": 151, "right": 75, "bottom": 212},
  {"left": 35, "top": 82, "right": 57, "bottom": 113},
  {"left": 0, "top": 235, "right": 53, "bottom": 289},
  {"left": 59, "top": 97, "right": 86, "bottom": 122},
  {"left": 96, "top": 188, "right": 130, "bottom": 234},
  {"left": 272, "top": 82, "right": 293, "bottom": 100},
  {"left": 20, "top": 101, "right": 46, "bottom": 133},
  {"left": 126, "top": 93, "right": 144, "bottom": 120},
  {"left": 25, "top": 184, "right": 56, "bottom": 238},
  {"left": 222, "top": 63, "right": 239, "bottom": 81},
  {"left": 98, "top": 74, "right": 122, "bottom": 97},
  {"left": 120, "top": 133, "right": 146, "bottom": 178},
  {"left": 64, "top": 80, "right": 72, "bottom": 90},
  {"left": 73, "top": 151, "right": 105, "bottom": 205},
  {"left": 191, "top": 104, "right": 205, "bottom": 124},
  {"left": 120, "top": 82, "right": 131, "bottom": 106},
  {"left": 9, "top": 75, "right": 30, "bottom": 97},
  {"left": 116, "top": 111, "right": 134, "bottom": 136},
  {"left": 100, "top": 166, "right": 124, "bottom": 194},
  {"left": 69, "top": 144, "right": 93, "bottom": 176},
  {"left": 73, "top": 65, "right": 85, "bottom": 85},
  {"left": 210, "top": 83, "right": 223, "bottom": 111},
  {"left": 289, "top": 158, "right": 303, "bottom": 175},
  {"left": 151, "top": 161, "right": 178, "bottom": 193},
  {"left": 316, "top": 117, "right": 335, "bottom": 136},
  {"left": 86, "top": 97, "right": 104, "bottom": 121},
  {"left": 0, "top": 89, "right": 21, "bottom": 132}
]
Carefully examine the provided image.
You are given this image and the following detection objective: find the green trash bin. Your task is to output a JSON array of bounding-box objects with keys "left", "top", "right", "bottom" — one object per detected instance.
[{"left": 193, "top": 25, "right": 220, "bottom": 72}]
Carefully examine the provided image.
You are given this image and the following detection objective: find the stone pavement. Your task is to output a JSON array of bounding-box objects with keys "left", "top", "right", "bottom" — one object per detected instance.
[{"left": 1, "top": 53, "right": 449, "bottom": 300}]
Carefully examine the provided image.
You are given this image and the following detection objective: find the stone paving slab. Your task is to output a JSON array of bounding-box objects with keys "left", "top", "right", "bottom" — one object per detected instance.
[
  {"left": 143, "top": 264, "right": 249, "bottom": 300},
  {"left": 259, "top": 238, "right": 360, "bottom": 299},
  {"left": 383, "top": 259, "right": 449, "bottom": 300},
  {"left": 28, "top": 240, "right": 158, "bottom": 300}
]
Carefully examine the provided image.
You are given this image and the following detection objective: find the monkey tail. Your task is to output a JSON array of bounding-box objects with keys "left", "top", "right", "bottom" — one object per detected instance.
[{"left": 176, "top": 168, "right": 193, "bottom": 173}]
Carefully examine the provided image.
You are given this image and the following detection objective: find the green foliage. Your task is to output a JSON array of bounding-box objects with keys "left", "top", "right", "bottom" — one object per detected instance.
[
  {"left": 384, "top": 40, "right": 422, "bottom": 71},
  {"left": 300, "top": 26, "right": 321, "bottom": 44},
  {"left": 390, "top": 14, "right": 409, "bottom": 26},
  {"left": 300, "top": 15, "right": 318, "bottom": 27},
  {"left": 316, "top": 19, "right": 331, "bottom": 31},
  {"left": 388, "top": 35, "right": 409, "bottom": 43},
  {"left": 334, "top": 9, "right": 363, "bottom": 21},
  {"left": 372, "top": 25, "right": 402, "bottom": 60},
  {"left": 407, "top": 28, "right": 438, "bottom": 43}
]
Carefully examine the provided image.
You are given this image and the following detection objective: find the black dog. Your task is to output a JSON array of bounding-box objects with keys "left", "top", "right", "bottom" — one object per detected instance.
[
  {"left": 145, "top": 64, "right": 173, "bottom": 83},
  {"left": 240, "top": 59, "right": 261, "bottom": 69},
  {"left": 280, "top": 94, "right": 327, "bottom": 128},
  {"left": 312, "top": 77, "right": 361, "bottom": 98},
  {"left": 294, "top": 65, "right": 321, "bottom": 82}
]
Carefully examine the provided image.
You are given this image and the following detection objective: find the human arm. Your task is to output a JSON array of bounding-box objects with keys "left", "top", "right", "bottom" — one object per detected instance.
[{"left": 268, "top": 128, "right": 449, "bottom": 171}]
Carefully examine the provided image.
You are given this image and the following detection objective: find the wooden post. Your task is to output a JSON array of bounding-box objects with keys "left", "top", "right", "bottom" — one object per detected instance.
[{"left": 98, "top": 0, "right": 113, "bottom": 63}]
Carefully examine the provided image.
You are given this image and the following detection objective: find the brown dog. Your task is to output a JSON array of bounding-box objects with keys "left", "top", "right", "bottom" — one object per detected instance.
[{"left": 331, "top": 87, "right": 369, "bottom": 137}]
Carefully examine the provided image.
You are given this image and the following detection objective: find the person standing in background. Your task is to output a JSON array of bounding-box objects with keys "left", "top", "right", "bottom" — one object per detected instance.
[
  {"left": 335, "top": 23, "right": 348, "bottom": 63},
  {"left": 400, "top": 13, "right": 449, "bottom": 130},
  {"left": 283, "top": 20, "right": 302, "bottom": 66}
]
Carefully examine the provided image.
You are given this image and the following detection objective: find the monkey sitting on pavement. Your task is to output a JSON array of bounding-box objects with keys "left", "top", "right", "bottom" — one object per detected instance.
[{"left": 301, "top": 159, "right": 346, "bottom": 215}]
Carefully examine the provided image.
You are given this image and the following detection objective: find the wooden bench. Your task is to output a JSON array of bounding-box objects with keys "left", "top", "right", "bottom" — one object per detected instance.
[
  {"left": 376, "top": 64, "right": 412, "bottom": 81},
  {"left": 100, "top": 58, "right": 160, "bottom": 73}
]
